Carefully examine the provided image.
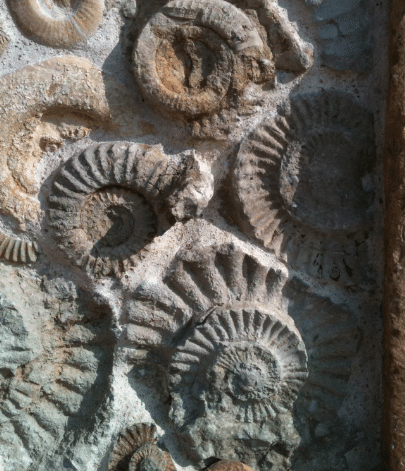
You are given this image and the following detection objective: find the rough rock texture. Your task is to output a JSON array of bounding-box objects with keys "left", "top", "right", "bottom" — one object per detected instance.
[
  {"left": 383, "top": 0, "right": 405, "bottom": 469},
  {"left": 0, "top": 0, "right": 388, "bottom": 469}
]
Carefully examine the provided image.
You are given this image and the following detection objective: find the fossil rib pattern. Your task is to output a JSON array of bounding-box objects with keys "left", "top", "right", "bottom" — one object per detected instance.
[
  {"left": 7, "top": 0, "right": 104, "bottom": 48},
  {"left": 231, "top": 90, "right": 376, "bottom": 286}
]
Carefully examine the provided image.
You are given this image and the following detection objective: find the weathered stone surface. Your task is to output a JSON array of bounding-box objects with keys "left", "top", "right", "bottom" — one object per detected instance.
[
  {"left": 0, "top": 0, "right": 387, "bottom": 469},
  {"left": 383, "top": 0, "right": 405, "bottom": 469}
]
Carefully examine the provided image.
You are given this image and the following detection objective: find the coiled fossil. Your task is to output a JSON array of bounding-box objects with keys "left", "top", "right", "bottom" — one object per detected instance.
[
  {"left": 108, "top": 423, "right": 176, "bottom": 471},
  {"left": 123, "top": 243, "right": 360, "bottom": 469},
  {"left": 48, "top": 142, "right": 201, "bottom": 276},
  {"left": 7, "top": 0, "right": 104, "bottom": 48},
  {"left": 231, "top": 90, "right": 376, "bottom": 286},
  {"left": 133, "top": 0, "right": 272, "bottom": 119}
]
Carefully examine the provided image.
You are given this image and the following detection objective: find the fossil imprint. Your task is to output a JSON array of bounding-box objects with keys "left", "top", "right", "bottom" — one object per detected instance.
[
  {"left": 231, "top": 91, "right": 376, "bottom": 286},
  {"left": 7, "top": 0, "right": 104, "bottom": 48},
  {"left": 123, "top": 243, "right": 360, "bottom": 468},
  {"left": 108, "top": 423, "right": 176, "bottom": 471},
  {"left": 0, "top": 278, "right": 113, "bottom": 468},
  {"left": 48, "top": 142, "right": 208, "bottom": 276},
  {"left": 133, "top": 0, "right": 312, "bottom": 122}
]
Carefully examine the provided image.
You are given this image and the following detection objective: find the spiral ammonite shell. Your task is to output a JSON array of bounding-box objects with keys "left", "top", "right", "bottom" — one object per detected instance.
[
  {"left": 231, "top": 91, "right": 376, "bottom": 286},
  {"left": 133, "top": 0, "right": 271, "bottom": 119},
  {"left": 169, "top": 306, "right": 308, "bottom": 421},
  {"left": 108, "top": 423, "right": 176, "bottom": 471},
  {"left": 48, "top": 142, "right": 180, "bottom": 276},
  {"left": 7, "top": 0, "right": 104, "bottom": 48},
  {"left": 123, "top": 243, "right": 360, "bottom": 468}
]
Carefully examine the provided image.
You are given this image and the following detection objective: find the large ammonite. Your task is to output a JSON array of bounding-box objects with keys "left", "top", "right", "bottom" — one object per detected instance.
[
  {"left": 133, "top": 0, "right": 272, "bottom": 119},
  {"left": 7, "top": 0, "right": 104, "bottom": 48},
  {"left": 48, "top": 142, "right": 181, "bottom": 276},
  {"left": 231, "top": 91, "right": 376, "bottom": 286},
  {"left": 108, "top": 423, "right": 176, "bottom": 471},
  {"left": 122, "top": 243, "right": 360, "bottom": 469}
]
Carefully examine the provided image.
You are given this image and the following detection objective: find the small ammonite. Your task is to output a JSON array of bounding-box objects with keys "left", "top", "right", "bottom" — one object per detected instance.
[
  {"left": 108, "top": 423, "right": 176, "bottom": 471},
  {"left": 7, "top": 0, "right": 104, "bottom": 48},
  {"left": 48, "top": 142, "right": 180, "bottom": 276}
]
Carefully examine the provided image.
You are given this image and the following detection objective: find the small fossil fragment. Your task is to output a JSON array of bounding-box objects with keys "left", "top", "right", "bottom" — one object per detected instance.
[
  {"left": 7, "top": 0, "right": 104, "bottom": 48},
  {"left": 207, "top": 460, "right": 255, "bottom": 471},
  {"left": 230, "top": 90, "right": 376, "bottom": 286},
  {"left": 0, "top": 22, "right": 10, "bottom": 56},
  {"left": 0, "top": 231, "right": 39, "bottom": 264},
  {"left": 108, "top": 423, "right": 176, "bottom": 471}
]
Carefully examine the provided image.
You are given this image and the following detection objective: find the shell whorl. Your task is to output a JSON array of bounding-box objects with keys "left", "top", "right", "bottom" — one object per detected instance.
[
  {"left": 231, "top": 90, "right": 376, "bottom": 286},
  {"left": 48, "top": 142, "right": 180, "bottom": 276},
  {"left": 133, "top": 0, "right": 270, "bottom": 119},
  {"left": 160, "top": 0, "right": 263, "bottom": 52},
  {"left": 123, "top": 243, "right": 286, "bottom": 349},
  {"left": 7, "top": 0, "right": 104, "bottom": 48},
  {"left": 108, "top": 423, "right": 175, "bottom": 471},
  {"left": 0, "top": 231, "right": 39, "bottom": 264},
  {"left": 168, "top": 306, "right": 308, "bottom": 422}
]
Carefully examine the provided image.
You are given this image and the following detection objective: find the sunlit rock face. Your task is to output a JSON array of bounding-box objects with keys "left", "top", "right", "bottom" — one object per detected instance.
[{"left": 0, "top": 0, "right": 387, "bottom": 469}]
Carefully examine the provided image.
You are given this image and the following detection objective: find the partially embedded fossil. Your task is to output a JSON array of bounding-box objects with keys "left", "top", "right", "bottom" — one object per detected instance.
[
  {"left": 0, "top": 231, "right": 39, "bottom": 264},
  {"left": 133, "top": 0, "right": 313, "bottom": 136},
  {"left": 0, "top": 22, "right": 10, "bottom": 56},
  {"left": 108, "top": 423, "right": 176, "bottom": 471},
  {"left": 133, "top": 0, "right": 271, "bottom": 119},
  {"left": 207, "top": 461, "right": 255, "bottom": 471},
  {"left": 0, "top": 274, "right": 113, "bottom": 469},
  {"left": 7, "top": 0, "right": 104, "bottom": 48},
  {"left": 47, "top": 142, "right": 211, "bottom": 276},
  {"left": 230, "top": 90, "right": 376, "bottom": 286},
  {"left": 0, "top": 56, "right": 150, "bottom": 265},
  {"left": 122, "top": 243, "right": 360, "bottom": 470}
]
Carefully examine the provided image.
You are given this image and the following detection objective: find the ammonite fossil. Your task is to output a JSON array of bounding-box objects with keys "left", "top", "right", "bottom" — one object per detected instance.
[
  {"left": 123, "top": 243, "right": 360, "bottom": 469},
  {"left": 0, "top": 275, "right": 113, "bottom": 468},
  {"left": 48, "top": 142, "right": 193, "bottom": 276},
  {"left": 7, "top": 0, "right": 104, "bottom": 48},
  {"left": 0, "top": 231, "right": 39, "bottom": 264},
  {"left": 133, "top": 0, "right": 273, "bottom": 120},
  {"left": 231, "top": 91, "right": 376, "bottom": 286},
  {"left": 108, "top": 423, "right": 176, "bottom": 471}
]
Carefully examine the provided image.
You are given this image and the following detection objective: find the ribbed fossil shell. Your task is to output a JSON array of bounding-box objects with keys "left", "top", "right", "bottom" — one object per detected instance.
[
  {"left": 7, "top": 0, "right": 104, "bottom": 48},
  {"left": 133, "top": 0, "right": 272, "bottom": 119},
  {"left": 0, "top": 22, "right": 10, "bottom": 56},
  {"left": 108, "top": 423, "right": 176, "bottom": 471},
  {"left": 123, "top": 243, "right": 360, "bottom": 468},
  {"left": 0, "top": 231, "right": 39, "bottom": 264},
  {"left": 48, "top": 142, "right": 183, "bottom": 276},
  {"left": 312, "top": 0, "right": 372, "bottom": 72},
  {"left": 231, "top": 91, "right": 376, "bottom": 286},
  {"left": 169, "top": 306, "right": 308, "bottom": 421},
  {"left": 0, "top": 278, "right": 113, "bottom": 468},
  {"left": 123, "top": 243, "right": 287, "bottom": 349}
]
